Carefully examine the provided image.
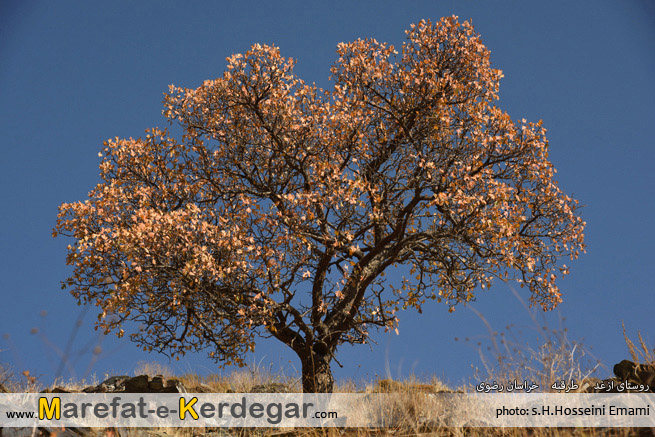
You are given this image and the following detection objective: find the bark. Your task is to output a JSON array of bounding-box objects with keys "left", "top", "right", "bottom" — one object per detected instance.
[{"left": 300, "top": 349, "right": 334, "bottom": 393}]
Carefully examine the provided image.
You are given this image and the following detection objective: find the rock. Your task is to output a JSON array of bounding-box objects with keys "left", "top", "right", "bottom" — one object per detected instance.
[
  {"left": 249, "top": 382, "right": 292, "bottom": 393},
  {"left": 40, "top": 387, "right": 71, "bottom": 393},
  {"left": 84, "top": 375, "right": 131, "bottom": 393},
  {"left": 101, "top": 375, "right": 131, "bottom": 390},
  {"left": 123, "top": 375, "right": 150, "bottom": 392},
  {"left": 194, "top": 383, "right": 216, "bottom": 393},
  {"left": 81, "top": 375, "right": 186, "bottom": 393},
  {"left": 162, "top": 378, "right": 186, "bottom": 393},
  {"left": 576, "top": 360, "right": 654, "bottom": 393},
  {"left": 148, "top": 375, "right": 165, "bottom": 391},
  {"left": 614, "top": 360, "right": 655, "bottom": 388}
]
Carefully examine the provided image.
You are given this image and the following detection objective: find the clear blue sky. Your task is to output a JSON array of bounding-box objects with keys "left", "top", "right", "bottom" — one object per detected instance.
[{"left": 1, "top": 1, "right": 653, "bottom": 388}]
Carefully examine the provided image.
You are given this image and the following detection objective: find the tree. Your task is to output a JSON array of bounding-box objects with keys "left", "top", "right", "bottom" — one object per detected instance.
[{"left": 54, "top": 17, "right": 585, "bottom": 392}]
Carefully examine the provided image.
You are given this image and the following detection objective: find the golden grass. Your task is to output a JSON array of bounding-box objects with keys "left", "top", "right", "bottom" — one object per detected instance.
[
  {"left": 2, "top": 360, "right": 653, "bottom": 436},
  {"left": 1, "top": 312, "right": 653, "bottom": 436},
  {"left": 623, "top": 322, "right": 654, "bottom": 366}
]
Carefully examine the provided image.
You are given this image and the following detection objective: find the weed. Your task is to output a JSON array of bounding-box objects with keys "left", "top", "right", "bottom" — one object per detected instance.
[
  {"left": 465, "top": 288, "right": 603, "bottom": 391},
  {"left": 622, "top": 322, "right": 654, "bottom": 365}
]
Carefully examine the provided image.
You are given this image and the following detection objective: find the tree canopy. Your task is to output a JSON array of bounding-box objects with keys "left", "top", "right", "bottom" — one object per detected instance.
[{"left": 55, "top": 17, "right": 585, "bottom": 392}]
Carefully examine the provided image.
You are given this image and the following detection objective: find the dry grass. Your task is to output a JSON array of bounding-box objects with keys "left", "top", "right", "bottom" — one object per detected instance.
[
  {"left": 465, "top": 289, "right": 604, "bottom": 392},
  {"left": 1, "top": 310, "right": 653, "bottom": 436},
  {"left": 132, "top": 359, "right": 301, "bottom": 393},
  {"left": 623, "top": 322, "right": 655, "bottom": 366},
  {"left": 3, "top": 360, "right": 653, "bottom": 436},
  {"left": 0, "top": 359, "right": 14, "bottom": 393}
]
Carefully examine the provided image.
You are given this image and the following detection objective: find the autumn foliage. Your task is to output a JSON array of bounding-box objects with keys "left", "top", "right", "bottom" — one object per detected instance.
[{"left": 55, "top": 17, "right": 585, "bottom": 392}]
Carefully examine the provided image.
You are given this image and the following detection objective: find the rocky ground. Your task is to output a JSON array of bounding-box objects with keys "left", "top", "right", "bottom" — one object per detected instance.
[{"left": 0, "top": 360, "right": 653, "bottom": 436}]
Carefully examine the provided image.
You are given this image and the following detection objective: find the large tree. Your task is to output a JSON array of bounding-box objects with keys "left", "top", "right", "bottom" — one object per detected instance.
[{"left": 55, "top": 17, "right": 585, "bottom": 392}]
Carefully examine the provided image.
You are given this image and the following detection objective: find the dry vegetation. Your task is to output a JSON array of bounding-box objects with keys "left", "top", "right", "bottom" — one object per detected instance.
[
  {"left": 1, "top": 315, "right": 653, "bottom": 436},
  {"left": 464, "top": 289, "right": 606, "bottom": 391}
]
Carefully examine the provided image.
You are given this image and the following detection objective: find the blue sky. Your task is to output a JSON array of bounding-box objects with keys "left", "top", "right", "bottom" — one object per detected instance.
[{"left": 1, "top": 1, "right": 653, "bottom": 389}]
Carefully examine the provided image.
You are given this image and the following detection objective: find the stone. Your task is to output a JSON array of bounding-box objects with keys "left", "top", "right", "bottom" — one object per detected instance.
[
  {"left": 40, "top": 387, "right": 71, "bottom": 393},
  {"left": 162, "top": 378, "right": 186, "bottom": 393},
  {"left": 147, "top": 375, "right": 165, "bottom": 391},
  {"left": 249, "top": 382, "right": 292, "bottom": 393},
  {"left": 576, "top": 360, "right": 654, "bottom": 393},
  {"left": 79, "top": 375, "right": 186, "bottom": 394},
  {"left": 123, "top": 375, "right": 150, "bottom": 392},
  {"left": 613, "top": 360, "right": 655, "bottom": 388},
  {"left": 194, "top": 383, "right": 215, "bottom": 393},
  {"left": 84, "top": 375, "right": 131, "bottom": 393}
]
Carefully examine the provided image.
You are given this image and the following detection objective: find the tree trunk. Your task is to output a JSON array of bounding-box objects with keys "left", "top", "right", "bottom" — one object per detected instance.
[{"left": 300, "top": 349, "right": 334, "bottom": 393}]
